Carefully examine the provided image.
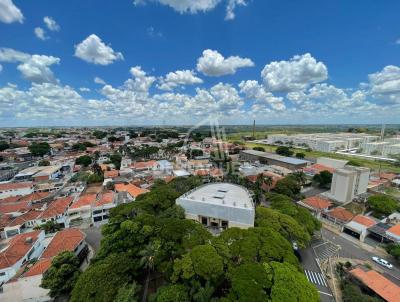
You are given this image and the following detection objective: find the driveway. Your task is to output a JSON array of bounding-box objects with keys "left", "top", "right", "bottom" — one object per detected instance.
[{"left": 83, "top": 226, "right": 103, "bottom": 252}]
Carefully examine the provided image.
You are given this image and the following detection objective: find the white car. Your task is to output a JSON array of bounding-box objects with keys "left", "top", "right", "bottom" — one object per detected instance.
[{"left": 372, "top": 256, "right": 393, "bottom": 269}]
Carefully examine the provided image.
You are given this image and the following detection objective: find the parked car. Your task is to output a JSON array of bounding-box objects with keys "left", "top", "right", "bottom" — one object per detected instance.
[{"left": 372, "top": 256, "right": 393, "bottom": 269}]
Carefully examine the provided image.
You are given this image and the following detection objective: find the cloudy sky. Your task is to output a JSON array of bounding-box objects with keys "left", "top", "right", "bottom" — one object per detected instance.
[{"left": 0, "top": 0, "right": 400, "bottom": 126}]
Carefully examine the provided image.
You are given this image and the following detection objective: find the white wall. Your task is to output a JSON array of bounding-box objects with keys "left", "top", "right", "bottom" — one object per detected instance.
[{"left": 0, "top": 186, "right": 33, "bottom": 199}]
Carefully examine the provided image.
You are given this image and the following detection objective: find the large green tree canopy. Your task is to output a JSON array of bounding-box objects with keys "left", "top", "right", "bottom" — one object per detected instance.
[{"left": 69, "top": 177, "right": 318, "bottom": 302}]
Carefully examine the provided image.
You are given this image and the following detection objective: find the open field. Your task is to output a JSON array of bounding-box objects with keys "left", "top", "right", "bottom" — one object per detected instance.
[{"left": 231, "top": 140, "right": 400, "bottom": 173}]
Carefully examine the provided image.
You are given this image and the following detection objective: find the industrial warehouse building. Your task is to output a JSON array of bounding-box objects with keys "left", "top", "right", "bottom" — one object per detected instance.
[
  {"left": 176, "top": 183, "right": 254, "bottom": 230},
  {"left": 239, "top": 149, "right": 309, "bottom": 171}
]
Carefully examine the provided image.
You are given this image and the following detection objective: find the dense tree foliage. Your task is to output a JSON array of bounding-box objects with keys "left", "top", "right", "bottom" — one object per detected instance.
[
  {"left": 256, "top": 207, "right": 311, "bottom": 247},
  {"left": 75, "top": 155, "right": 92, "bottom": 167},
  {"left": 253, "top": 146, "right": 265, "bottom": 152},
  {"left": 367, "top": 194, "right": 399, "bottom": 217},
  {"left": 109, "top": 152, "right": 122, "bottom": 169},
  {"left": 69, "top": 177, "right": 318, "bottom": 302},
  {"left": 341, "top": 281, "right": 382, "bottom": 302},
  {"left": 0, "top": 141, "right": 10, "bottom": 151},
  {"left": 295, "top": 152, "right": 305, "bottom": 159},
  {"left": 29, "top": 142, "right": 51, "bottom": 157},
  {"left": 275, "top": 146, "right": 294, "bottom": 157},
  {"left": 186, "top": 148, "right": 204, "bottom": 159},
  {"left": 268, "top": 193, "right": 321, "bottom": 235},
  {"left": 313, "top": 170, "right": 333, "bottom": 188},
  {"left": 386, "top": 244, "right": 400, "bottom": 262},
  {"left": 38, "top": 160, "right": 50, "bottom": 166},
  {"left": 273, "top": 175, "right": 301, "bottom": 198},
  {"left": 93, "top": 130, "right": 108, "bottom": 139},
  {"left": 41, "top": 251, "right": 81, "bottom": 298}
]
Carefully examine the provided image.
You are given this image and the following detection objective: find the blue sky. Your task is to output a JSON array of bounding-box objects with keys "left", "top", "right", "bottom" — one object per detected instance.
[{"left": 0, "top": 0, "right": 400, "bottom": 126}]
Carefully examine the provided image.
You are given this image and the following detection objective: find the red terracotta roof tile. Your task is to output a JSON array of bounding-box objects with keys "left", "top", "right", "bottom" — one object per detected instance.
[
  {"left": 326, "top": 207, "right": 355, "bottom": 222},
  {"left": 350, "top": 268, "right": 400, "bottom": 302},
  {"left": 115, "top": 183, "right": 149, "bottom": 198},
  {"left": 8, "top": 209, "right": 42, "bottom": 227},
  {"left": 94, "top": 192, "right": 114, "bottom": 207},
  {"left": 303, "top": 196, "right": 332, "bottom": 210},
  {"left": 352, "top": 215, "right": 376, "bottom": 227},
  {"left": 0, "top": 182, "right": 33, "bottom": 191},
  {"left": 23, "top": 258, "right": 52, "bottom": 277},
  {"left": 0, "top": 231, "right": 42, "bottom": 269},
  {"left": 0, "top": 200, "right": 31, "bottom": 214},
  {"left": 303, "top": 164, "right": 335, "bottom": 174},
  {"left": 70, "top": 194, "right": 97, "bottom": 209},
  {"left": 387, "top": 224, "right": 400, "bottom": 237},
  {"left": 41, "top": 228, "right": 85, "bottom": 259},
  {"left": 18, "top": 192, "right": 50, "bottom": 203},
  {"left": 132, "top": 160, "right": 158, "bottom": 170},
  {"left": 38, "top": 196, "right": 74, "bottom": 219},
  {"left": 104, "top": 170, "right": 119, "bottom": 178}
]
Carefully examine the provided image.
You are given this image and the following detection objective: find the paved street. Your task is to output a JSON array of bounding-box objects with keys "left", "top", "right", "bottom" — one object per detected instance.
[
  {"left": 299, "top": 246, "right": 335, "bottom": 302},
  {"left": 321, "top": 227, "right": 400, "bottom": 285},
  {"left": 302, "top": 187, "right": 329, "bottom": 198},
  {"left": 83, "top": 226, "right": 103, "bottom": 252}
]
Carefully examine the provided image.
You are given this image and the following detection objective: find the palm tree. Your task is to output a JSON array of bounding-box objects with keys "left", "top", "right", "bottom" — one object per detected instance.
[
  {"left": 139, "top": 241, "right": 160, "bottom": 302},
  {"left": 264, "top": 175, "right": 273, "bottom": 192}
]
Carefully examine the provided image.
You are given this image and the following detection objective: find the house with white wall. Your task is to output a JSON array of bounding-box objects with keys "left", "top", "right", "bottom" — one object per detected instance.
[
  {"left": 0, "top": 182, "right": 34, "bottom": 199},
  {"left": 0, "top": 230, "right": 45, "bottom": 284}
]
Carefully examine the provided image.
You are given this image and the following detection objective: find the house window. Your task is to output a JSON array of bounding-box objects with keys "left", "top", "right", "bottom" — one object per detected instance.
[
  {"left": 201, "top": 217, "right": 208, "bottom": 226},
  {"left": 0, "top": 272, "right": 6, "bottom": 276},
  {"left": 221, "top": 220, "right": 229, "bottom": 229}
]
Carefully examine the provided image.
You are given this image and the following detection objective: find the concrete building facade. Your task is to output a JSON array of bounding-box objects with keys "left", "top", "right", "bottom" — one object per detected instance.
[
  {"left": 176, "top": 183, "right": 254, "bottom": 230},
  {"left": 329, "top": 166, "right": 370, "bottom": 203}
]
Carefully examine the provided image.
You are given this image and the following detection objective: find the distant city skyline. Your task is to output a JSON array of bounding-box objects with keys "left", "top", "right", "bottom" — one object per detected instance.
[{"left": 1, "top": 0, "right": 400, "bottom": 126}]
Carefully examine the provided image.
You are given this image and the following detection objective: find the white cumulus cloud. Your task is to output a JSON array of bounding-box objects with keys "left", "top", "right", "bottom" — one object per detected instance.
[
  {"left": 158, "top": 70, "right": 203, "bottom": 90},
  {"left": 225, "top": 0, "right": 246, "bottom": 20},
  {"left": 34, "top": 27, "right": 48, "bottom": 40},
  {"left": 134, "top": 0, "right": 247, "bottom": 20},
  {"left": 0, "top": 0, "right": 23, "bottom": 24},
  {"left": 43, "top": 16, "right": 60, "bottom": 31},
  {"left": 368, "top": 65, "right": 400, "bottom": 103},
  {"left": 17, "top": 55, "right": 60, "bottom": 83},
  {"left": 0, "top": 48, "right": 59, "bottom": 83},
  {"left": 261, "top": 53, "right": 328, "bottom": 92},
  {"left": 239, "top": 80, "right": 286, "bottom": 110},
  {"left": 0, "top": 48, "right": 30, "bottom": 62},
  {"left": 197, "top": 49, "right": 254, "bottom": 77},
  {"left": 74, "top": 34, "right": 124, "bottom": 65},
  {"left": 94, "top": 77, "right": 106, "bottom": 85}
]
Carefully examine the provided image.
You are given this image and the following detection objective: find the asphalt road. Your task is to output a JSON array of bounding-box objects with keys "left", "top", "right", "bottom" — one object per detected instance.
[
  {"left": 299, "top": 247, "right": 335, "bottom": 302},
  {"left": 321, "top": 228, "right": 400, "bottom": 285}
]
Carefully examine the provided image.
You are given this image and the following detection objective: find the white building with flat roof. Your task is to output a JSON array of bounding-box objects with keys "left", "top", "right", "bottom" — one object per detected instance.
[
  {"left": 268, "top": 133, "right": 380, "bottom": 152},
  {"left": 176, "top": 183, "right": 254, "bottom": 230}
]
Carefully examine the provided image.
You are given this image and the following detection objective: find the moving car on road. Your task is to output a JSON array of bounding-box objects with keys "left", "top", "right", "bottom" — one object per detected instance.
[{"left": 372, "top": 256, "right": 393, "bottom": 269}]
